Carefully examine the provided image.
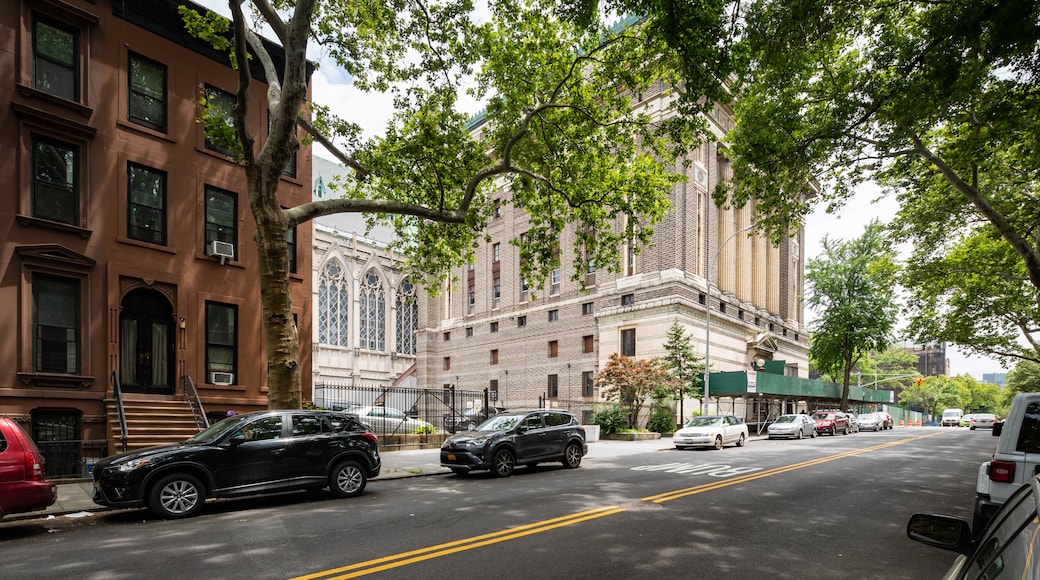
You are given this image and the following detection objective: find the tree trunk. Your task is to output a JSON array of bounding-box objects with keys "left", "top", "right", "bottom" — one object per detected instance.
[{"left": 248, "top": 167, "right": 301, "bottom": 409}]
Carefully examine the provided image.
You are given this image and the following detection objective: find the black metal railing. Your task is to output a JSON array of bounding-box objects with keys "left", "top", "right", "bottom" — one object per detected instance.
[
  {"left": 181, "top": 375, "right": 210, "bottom": 430},
  {"left": 36, "top": 439, "right": 110, "bottom": 480},
  {"left": 112, "top": 371, "right": 128, "bottom": 453}
]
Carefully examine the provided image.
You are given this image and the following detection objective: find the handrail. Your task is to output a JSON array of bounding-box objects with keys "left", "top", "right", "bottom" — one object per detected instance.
[
  {"left": 181, "top": 375, "right": 210, "bottom": 430},
  {"left": 111, "top": 371, "right": 128, "bottom": 453}
]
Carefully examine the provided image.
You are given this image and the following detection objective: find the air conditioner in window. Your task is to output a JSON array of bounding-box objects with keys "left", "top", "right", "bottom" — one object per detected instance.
[
  {"left": 211, "top": 372, "right": 234, "bottom": 385},
  {"left": 209, "top": 240, "right": 235, "bottom": 264}
]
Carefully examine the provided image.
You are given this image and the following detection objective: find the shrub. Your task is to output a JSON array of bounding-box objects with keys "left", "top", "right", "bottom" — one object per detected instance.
[
  {"left": 413, "top": 424, "right": 436, "bottom": 435},
  {"left": 647, "top": 406, "right": 676, "bottom": 434},
  {"left": 591, "top": 405, "right": 629, "bottom": 435}
]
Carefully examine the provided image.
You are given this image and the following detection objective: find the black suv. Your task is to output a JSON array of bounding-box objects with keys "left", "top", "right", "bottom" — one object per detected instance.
[
  {"left": 440, "top": 409, "right": 587, "bottom": 477},
  {"left": 92, "top": 410, "right": 380, "bottom": 519}
]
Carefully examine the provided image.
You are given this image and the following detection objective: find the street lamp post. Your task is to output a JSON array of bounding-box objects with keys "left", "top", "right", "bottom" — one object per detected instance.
[{"left": 703, "top": 221, "right": 757, "bottom": 416}]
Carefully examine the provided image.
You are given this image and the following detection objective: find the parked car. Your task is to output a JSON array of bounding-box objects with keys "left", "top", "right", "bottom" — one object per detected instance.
[
  {"left": 959, "top": 413, "right": 978, "bottom": 427},
  {"left": 767, "top": 414, "right": 817, "bottom": 440},
  {"left": 974, "top": 392, "right": 1040, "bottom": 531},
  {"left": 0, "top": 418, "right": 57, "bottom": 519},
  {"left": 908, "top": 473, "right": 1040, "bottom": 579},
  {"left": 845, "top": 413, "right": 860, "bottom": 433},
  {"left": 969, "top": 413, "right": 997, "bottom": 430},
  {"left": 876, "top": 411, "right": 894, "bottom": 430},
  {"left": 444, "top": 406, "right": 509, "bottom": 432},
  {"left": 811, "top": 411, "right": 850, "bottom": 436},
  {"left": 857, "top": 412, "right": 884, "bottom": 432},
  {"left": 352, "top": 406, "right": 435, "bottom": 435},
  {"left": 673, "top": 415, "right": 749, "bottom": 450},
  {"left": 440, "top": 409, "right": 587, "bottom": 477},
  {"left": 92, "top": 410, "right": 381, "bottom": 519}
]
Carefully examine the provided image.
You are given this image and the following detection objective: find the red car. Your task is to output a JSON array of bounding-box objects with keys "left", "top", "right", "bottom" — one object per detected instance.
[
  {"left": 811, "top": 411, "right": 850, "bottom": 436},
  {"left": 0, "top": 418, "right": 57, "bottom": 519}
]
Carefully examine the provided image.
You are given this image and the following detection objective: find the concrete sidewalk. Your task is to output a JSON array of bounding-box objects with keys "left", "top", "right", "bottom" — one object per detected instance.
[{"left": 5, "top": 438, "right": 677, "bottom": 523}]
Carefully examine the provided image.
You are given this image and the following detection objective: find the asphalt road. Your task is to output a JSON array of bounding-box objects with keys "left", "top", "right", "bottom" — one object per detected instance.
[{"left": 0, "top": 427, "right": 997, "bottom": 579}]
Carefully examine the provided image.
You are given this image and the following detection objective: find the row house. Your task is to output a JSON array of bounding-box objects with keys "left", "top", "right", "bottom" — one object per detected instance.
[{"left": 0, "top": 0, "right": 312, "bottom": 471}]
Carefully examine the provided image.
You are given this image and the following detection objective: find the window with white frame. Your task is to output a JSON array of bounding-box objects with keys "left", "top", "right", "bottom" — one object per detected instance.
[
  {"left": 359, "top": 271, "right": 386, "bottom": 350},
  {"left": 318, "top": 261, "right": 349, "bottom": 347}
]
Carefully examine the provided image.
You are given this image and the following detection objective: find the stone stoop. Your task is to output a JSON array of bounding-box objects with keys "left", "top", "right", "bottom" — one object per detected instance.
[{"left": 105, "top": 397, "right": 203, "bottom": 451}]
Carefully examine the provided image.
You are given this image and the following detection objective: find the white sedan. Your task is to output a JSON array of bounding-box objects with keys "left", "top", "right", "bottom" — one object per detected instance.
[
  {"left": 767, "top": 414, "right": 817, "bottom": 439},
  {"left": 351, "top": 406, "right": 435, "bottom": 435},
  {"left": 673, "top": 415, "right": 749, "bottom": 450}
]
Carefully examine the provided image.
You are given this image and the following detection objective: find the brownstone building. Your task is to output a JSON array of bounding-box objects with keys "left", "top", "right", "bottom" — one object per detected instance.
[{"left": 1, "top": 0, "right": 312, "bottom": 473}]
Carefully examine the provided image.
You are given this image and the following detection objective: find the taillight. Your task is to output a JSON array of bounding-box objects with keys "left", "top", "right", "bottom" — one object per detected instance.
[
  {"left": 990, "top": 460, "right": 1016, "bottom": 483},
  {"left": 23, "top": 452, "right": 46, "bottom": 481},
  {"left": 361, "top": 432, "right": 379, "bottom": 445}
]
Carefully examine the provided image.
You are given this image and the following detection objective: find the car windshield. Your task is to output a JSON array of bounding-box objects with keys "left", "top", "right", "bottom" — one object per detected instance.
[
  {"left": 812, "top": 413, "right": 834, "bottom": 420},
  {"left": 774, "top": 416, "right": 797, "bottom": 423},
  {"left": 184, "top": 414, "right": 254, "bottom": 444},
  {"left": 474, "top": 414, "right": 524, "bottom": 432},
  {"left": 685, "top": 416, "right": 724, "bottom": 427}
]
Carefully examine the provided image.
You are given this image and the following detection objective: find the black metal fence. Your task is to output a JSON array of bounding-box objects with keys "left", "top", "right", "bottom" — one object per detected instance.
[
  {"left": 36, "top": 440, "right": 110, "bottom": 480},
  {"left": 312, "top": 382, "right": 494, "bottom": 440}
]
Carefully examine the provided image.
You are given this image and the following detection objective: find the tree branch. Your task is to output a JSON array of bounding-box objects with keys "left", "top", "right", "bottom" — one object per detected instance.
[{"left": 285, "top": 197, "right": 466, "bottom": 228}]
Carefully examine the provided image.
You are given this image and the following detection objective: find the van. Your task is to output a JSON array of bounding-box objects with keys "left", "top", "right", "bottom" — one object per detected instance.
[
  {"left": 974, "top": 393, "right": 1040, "bottom": 531},
  {"left": 941, "top": 408, "right": 963, "bottom": 427}
]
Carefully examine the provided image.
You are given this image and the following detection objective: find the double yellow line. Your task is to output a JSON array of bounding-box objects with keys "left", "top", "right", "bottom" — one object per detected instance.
[
  {"left": 297, "top": 431, "right": 947, "bottom": 579},
  {"left": 293, "top": 506, "right": 625, "bottom": 580}
]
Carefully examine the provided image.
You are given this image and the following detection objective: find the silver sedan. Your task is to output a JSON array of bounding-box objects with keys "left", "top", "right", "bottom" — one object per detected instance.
[{"left": 767, "top": 414, "right": 817, "bottom": 440}]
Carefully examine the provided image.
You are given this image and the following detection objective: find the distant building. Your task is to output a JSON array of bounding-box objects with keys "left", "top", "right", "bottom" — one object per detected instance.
[
  {"left": 417, "top": 98, "right": 811, "bottom": 422},
  {"left": 907, "top": 343, "right": 950, "bottom": 377},
  {"left": 983, "top": 373, "right": 1007, "bottom": 387},
  {"left": 0, "top": 0, "right": 313, "bottom": 466},
  {"left": 310, "top": 156, "right": 418, "bottom": 393}
]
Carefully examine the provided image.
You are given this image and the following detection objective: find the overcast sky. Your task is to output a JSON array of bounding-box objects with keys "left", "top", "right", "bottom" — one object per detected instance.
[{"left": 196, "top": 0, "right": 1007, "bottom": 379}]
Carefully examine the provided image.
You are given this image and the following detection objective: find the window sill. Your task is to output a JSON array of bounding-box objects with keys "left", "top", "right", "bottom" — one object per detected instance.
[
  {"left": 117, "top": 235, "right": 176, "bottom": 253},
  {"left": 17, "top": 214, "right": 92, "bottom": 239},
  {"left": 116, "top": 119, "right": 176, "bottom": 143},
  {"left": 16, "top": 85, "right": 94, "bottom": 118},
  {"left": 17, "top": 372, "right": 93, "bottom": 389}
]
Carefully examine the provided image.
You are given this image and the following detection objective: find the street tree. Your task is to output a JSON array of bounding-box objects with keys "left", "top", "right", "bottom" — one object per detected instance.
[
  {"left": 595, "top": 353, "right": 674, "bottom": 429},
  {"left": 711, "top": 0, "right": 1040, "bottom": 363},
  {"left": 1006, "top": 361, "right": 1040, "bottom": 399},
  {"left": 181, "top": 0, "right": 723, "bottom": 408},
  {"left": 899, "top": 376, "right": 959, "bottom": 421},
  {"left": 950, "top": 374, "right": 1005, "bottom": 415},
  {"left": 806, "top": 221, "right": 900, "bottom": 411},
  {"left": 661, "top": 320, "right": 705, "bottom": 418}
]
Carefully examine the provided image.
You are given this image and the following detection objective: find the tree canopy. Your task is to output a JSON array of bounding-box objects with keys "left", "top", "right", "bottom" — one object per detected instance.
[
  {"left": 183, "top": 0, "right": 737, "bottom": 408},
  {"left": 595, "top": 353, "right": 673, "bottom": 429},
  {"left": 714, "top": 0, "right": 1040, "bottom": 365},
  {"left": 806, "top": 221, "right": 900, "bottom": 410}
]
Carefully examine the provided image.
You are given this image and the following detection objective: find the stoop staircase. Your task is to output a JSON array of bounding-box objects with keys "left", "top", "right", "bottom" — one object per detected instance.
[{"left": 105, "top": 397, "right": 203, "bottom": 452}]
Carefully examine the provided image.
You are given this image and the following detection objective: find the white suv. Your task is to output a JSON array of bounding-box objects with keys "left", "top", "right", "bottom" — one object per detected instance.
[{"left": 974, "top": 393, "right": 1040, "bottom": 531}]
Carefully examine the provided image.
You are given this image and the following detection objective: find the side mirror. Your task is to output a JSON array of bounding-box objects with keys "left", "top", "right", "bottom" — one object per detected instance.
[
  {"left": 993, "top": 422, "right": 1003, "bottom": 437},
  {"left": 230, "top": 434, "right": 247, "bottom": 446},
  {"left": 906, "top": 513, "right": 974, "bottom": 555}
]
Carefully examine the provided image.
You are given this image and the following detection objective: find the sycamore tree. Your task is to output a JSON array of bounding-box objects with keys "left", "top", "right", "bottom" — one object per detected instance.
[
  {"left": 709, "top": 0, "right": 1040, "bottom": 366},
  {"left": 180, "top": 0, "right": 735, "bottom": 408},
  {"left": 595, "top": 353, "right": 674, "bottom": 429},
  {"left": 1006, "top": 361, "right": 1040, "bottom": 400},
  {"left": 806, "top": 221, "right": 900, "bottom": 411}
]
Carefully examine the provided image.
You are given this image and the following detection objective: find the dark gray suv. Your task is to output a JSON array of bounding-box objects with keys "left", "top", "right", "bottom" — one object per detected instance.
[{"left": 440, "top": 409, "right": 587, "bottom": 477}]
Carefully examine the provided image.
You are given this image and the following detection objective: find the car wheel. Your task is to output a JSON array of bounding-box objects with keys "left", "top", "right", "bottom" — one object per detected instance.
[
  {"left": 148, "top": 473, "right": 205, "bottom": 519},
  {"left": 491, "top": 448, "right": 515, "bottom": 477},
  {"left": 451, "top": 468, "right": 469, "bottom": 476},
  {"left": 795, "top": 430, "right": 802, "bottom": 440},
  {"left": 970, "top": 426, "right": 976, "bottom": 431},
  {"left": 562, "top": 443, "right": 583, "bottom": 469},
  {"left": 736, "top": 433, "right": 746, "bottom": 447},
  {"left": 463, "top": 421, "right": 476, "bottom": 431},
  {"left": 675, "top": 445, "right": 688, "bottom": 450},
  {"left": 329, "top": 461, "right": 367, "bottom": 498},
  {"left": 811, "top": 429, "right": 817, "bottom": 438},
  {"left": 713, "top": 435, "right": 724, "bottom": 450}
]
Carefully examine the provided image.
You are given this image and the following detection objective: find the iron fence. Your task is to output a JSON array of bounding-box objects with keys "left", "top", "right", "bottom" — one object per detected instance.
[{"left": 36, "top": 439, "right": 110, "bottom": 480}]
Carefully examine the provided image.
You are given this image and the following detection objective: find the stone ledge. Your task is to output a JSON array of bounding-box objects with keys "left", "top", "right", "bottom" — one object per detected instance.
[{"left": 602, "top": 432, "right": 662, "bottom": 441}]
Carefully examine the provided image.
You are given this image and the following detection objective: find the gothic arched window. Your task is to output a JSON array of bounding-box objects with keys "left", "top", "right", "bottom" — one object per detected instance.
[
  {"left": 318, "top": 261, "right": 349, "bottom": 346},
  {"left": 395, "top": 279, "right": 418, "bottom": 355},
  {"left": 359, "top": 270, "right": 385, "bottom": 351}
]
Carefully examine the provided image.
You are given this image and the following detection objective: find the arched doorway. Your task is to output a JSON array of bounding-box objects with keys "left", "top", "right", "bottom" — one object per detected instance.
[{"left": 119, "top": 288, "right": 175, "bottom": 394}]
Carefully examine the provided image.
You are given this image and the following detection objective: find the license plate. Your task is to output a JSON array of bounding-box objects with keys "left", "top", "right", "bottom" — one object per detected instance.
[{"left": 447, "top": 454, "right": 456, "bottom": 461}]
